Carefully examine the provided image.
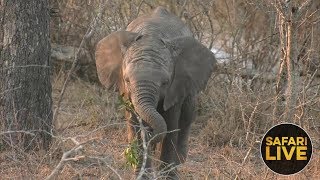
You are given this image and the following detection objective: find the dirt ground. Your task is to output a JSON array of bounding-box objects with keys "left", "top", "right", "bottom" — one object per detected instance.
[{"left": 1, "top": 78, "right": 319, "bottom": 180}]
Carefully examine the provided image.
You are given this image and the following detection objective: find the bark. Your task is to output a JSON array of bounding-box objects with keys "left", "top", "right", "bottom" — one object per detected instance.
[{"left": 0, "top": 0, "right": 52, "bottom": 150}]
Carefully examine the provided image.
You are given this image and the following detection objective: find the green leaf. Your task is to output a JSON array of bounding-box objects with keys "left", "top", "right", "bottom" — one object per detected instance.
[{"left": 124, "top": 138, "right": 140, "bottom": 168}]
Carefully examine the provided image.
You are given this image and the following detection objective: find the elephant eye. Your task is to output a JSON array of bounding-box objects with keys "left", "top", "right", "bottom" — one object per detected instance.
[
  {"left": 162, "top": 79, "right": 169, "bottom": 86},
  {"left": 135, "top": 34, "right": 143, "bottom": 41},
  {"left": 124, "top": 77, "right": 130, "bottom": 83}
]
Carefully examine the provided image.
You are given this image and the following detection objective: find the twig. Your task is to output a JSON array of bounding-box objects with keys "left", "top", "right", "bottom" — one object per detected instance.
[
  {"left": 45, "top": 138, "right": 83, "bottom": 180},
  {"left": 136, "top": 115, "right": 148, "bottom": 180},
  {"left": 52, "top": 29, "right": 91, "bottom": 125},
  {"left": 0, "top": 130, "right": 36, "bottom": 136},
  {"left": 3, "top": 65, "right": 50, "bottom": 70},
  {"left": 246, "top": 102, "right": 259, "bottom": 141},
  {"left": 127, "top": 106, "right": 179, "bottom": 179},
  {"left": 136, "top": 0, "right": 144, "bottom": 18},
  {"left": 40, "top": 122, "right": 125, "bottom": 179},
  {"left": 88, "top": 156, "right": 123, "bottom": 180},
  {"left": 234, "top": 146, "right": 252, "bottom": 180},
  {"left": 199, "top": 1, "right": 215, "bottom": 49},
  {"left": 52, "top": 3, "right": 105, "bottom": 126},
  {"left": 178, "top": 0, "right": 188, "bottom": 18}
]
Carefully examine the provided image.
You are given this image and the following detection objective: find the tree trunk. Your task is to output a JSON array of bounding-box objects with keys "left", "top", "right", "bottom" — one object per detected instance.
[{"left": 0, "top": 0, "right": 52, "bottom": 150}]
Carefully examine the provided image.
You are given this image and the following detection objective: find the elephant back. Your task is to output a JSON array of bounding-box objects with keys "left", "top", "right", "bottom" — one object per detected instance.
[{"left": 126, "top": 7, "right": 192, "bottom": 39}]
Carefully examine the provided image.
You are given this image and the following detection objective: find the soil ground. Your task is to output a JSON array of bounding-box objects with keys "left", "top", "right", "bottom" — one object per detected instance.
[{"left": 1, "top": 78, "right": 319, "bottom": 180}]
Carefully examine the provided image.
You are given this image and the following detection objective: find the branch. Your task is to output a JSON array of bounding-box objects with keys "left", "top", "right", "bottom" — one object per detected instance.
[
  {"left": 45, "top": 137, "right": 97, "bottom": 180},
  {"left": 234, "top": 146, "right": 252, "bottom": 180},
  {"left": 0, "top": 130, "right": 35, "bottom": 136},
  {"left": 87, "top": 156, "right": 123, "bottom": 180},
  {"left": 51, "top": 43, "right": 92, "bottom": 64},
  {"left": 45, "top": 138, "right": 83, "bottom": 180},
  {"left": 52, "top": 3, "right": 105, "bottom": 126},
  {"left": 178, "top": 0, "right": 188, "bottom": 18},
  {"left": 125, "top": 103, "right": 179, "bottom": 179},
  {"left": 298, "top": 0, "right": 312, "bottom": 15},
  {"left": 136, "top": 115, "right": 149, "bottom": 180}
]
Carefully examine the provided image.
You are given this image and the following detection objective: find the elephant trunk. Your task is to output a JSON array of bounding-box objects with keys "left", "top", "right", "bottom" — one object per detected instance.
[{"left": 131, "top": 81, "right": 167, "bottom": 143}]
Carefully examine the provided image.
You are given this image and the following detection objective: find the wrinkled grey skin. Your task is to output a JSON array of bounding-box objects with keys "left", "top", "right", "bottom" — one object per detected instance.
[{"left": 96, "top": 7, "right": 216, "bottom": 179}]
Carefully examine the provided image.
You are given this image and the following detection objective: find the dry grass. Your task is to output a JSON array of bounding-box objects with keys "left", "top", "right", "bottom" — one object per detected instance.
[
  {"left": 0, "top": 73, "right": 319, "bottom": 179},
  {"left": 1, "top": 0, "right": 319, "bottom": 179}
]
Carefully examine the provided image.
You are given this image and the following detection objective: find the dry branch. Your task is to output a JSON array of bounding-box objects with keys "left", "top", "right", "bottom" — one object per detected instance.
[
  {"left": 51, "top": 43, "right": 93, "bottom": 64},
  {"left": 45, "top": 137, "right": 95, "bottom": 180},
  {"left": 52, "top": 3, "right": 105, "bottom": 126},
  {"left": 136, "top": 115, "right": 150, "bottom": 180}
]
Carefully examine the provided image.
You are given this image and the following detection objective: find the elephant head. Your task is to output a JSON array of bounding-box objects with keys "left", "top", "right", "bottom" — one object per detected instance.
[{"left": 95, "top": 31, "right": 216, "bottom": 143}]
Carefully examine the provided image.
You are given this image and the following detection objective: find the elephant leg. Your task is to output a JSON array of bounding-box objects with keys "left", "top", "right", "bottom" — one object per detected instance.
[
  {"left": 158, "top": 103, "right": 182, "bottom": 178},
  {"left": 125, "top": 110, "right": 153, "bottom": 175},
  {"left": 177, "top": 96, "right": 195, "bottom": 164}
]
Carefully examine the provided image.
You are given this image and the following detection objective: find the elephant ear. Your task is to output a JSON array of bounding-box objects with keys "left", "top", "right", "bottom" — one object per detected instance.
[
  {"left": 163, "top": 37, "right": 217, "bottom": 111},
  {"left": 95, "top": 31, "right": 139, "bottom": 90}
]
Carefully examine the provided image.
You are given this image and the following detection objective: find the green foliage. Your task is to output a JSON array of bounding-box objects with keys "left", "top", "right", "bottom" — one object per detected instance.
[
  {"left": 124, "top": 138, "right": 140, "bottom": 169},
  {"left": 118, "top": 94, "right": 134, "bottom": 112},
  {"left": 119, "top": 95, "right": 140, "bottom": 169}
]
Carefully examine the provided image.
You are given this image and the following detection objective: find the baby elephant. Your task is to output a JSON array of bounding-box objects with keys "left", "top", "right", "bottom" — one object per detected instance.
[{"left": 96, "top": 6, "right": 216, "bottom": 179}]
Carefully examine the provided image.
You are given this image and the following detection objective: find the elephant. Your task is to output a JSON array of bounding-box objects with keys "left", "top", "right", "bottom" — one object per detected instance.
[{"left": 95, "top": 6, "right": 216, "bottom": 179}]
